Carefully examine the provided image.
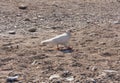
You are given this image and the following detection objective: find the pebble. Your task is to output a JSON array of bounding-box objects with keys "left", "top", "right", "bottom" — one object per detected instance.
[
  {"left": 100, "top": 52, "right": 112, "bottom": 57},
  {"left": 86, "top": 20, "right": 91, "bottom": 24},
  {"left": 18, "top": 4, "right": 27, "bottom": 10},
  {"left": 8, "top": 31, "right": 16, "bottom": 34},
  {"left": 97, "top": 72, "right": 107, "bottom": 79},
  {"left": 113, "top": 21, "right": 119, "bottom": 24},
  {"left": 75, "top": 80, "right": 80, "bottom": 83},
  {"left": 16, "top": 13, "right": 22, "bottom": 17},
  {"left": 61, "top": 71, "right": 72, "bottom": 78},
  {"left": 31, "top": 60, "right": 37, "bottom": 65},
  {"left": 33, "top": 17, "right": 38, "bottom": 20},
  {"left": 6, "top": 75, "right": 19, "bottom": 82},
  {"left": 91, "top": 66, "right": 97, "bottom": 71},
  {"left": 87, "top": 78, "right": 96, "bottom": 83},
  {"left": 28, "top": 28, "right": 37, "bottom": 32},
  {"left": 49, "top": 72, "right": 74, "bottom": 82},
  {"left": 24, "top": 18, "right": 31, "bottom": 21},
  {"left": 51, "top": 26, "right": 62, "bottom": 29},
  {"left": 51, "top": 80, "right": 61, "bottom": 83},
  {"left": 60, "top": 71, "right": 74, "bottom": 81},
  {"left": 49, "top": 74, "right": 60, "bottom": 80},
  {"left": 65, "top": 76, "right": 74, "bottom": 81},
  {"left": 99, "top": 42, "right": 106, "bottom": 45},
  {"left": 103, "top": 70, "right": 118, "bottom": 73}
]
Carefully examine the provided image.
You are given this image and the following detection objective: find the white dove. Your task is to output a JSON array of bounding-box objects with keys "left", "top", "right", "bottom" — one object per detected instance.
[{"left": 41, "top": 30, "right": 72, "bottom": 50}]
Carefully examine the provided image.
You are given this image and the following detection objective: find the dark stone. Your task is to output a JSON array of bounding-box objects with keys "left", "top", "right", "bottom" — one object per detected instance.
[
  {"left": 101, "top": 52, "right": 112, "bottom": 57},
  {"left": 19, "top": 4, "right": 27, "bottom": 10},
  {"left": 61, "top": 71, "right": 72, "bottom": 78},
  {"left": 8, "top": 31, "right": 16, "bottom": 34},
  {"left": 24, "top": 18, "right": 31, "bottom": 21},
  {"left": 6, "top": 76, "right": 18, "bottom": 83},
  {"left": 28, "top": 28, "right": 37, "bottom": 32}
]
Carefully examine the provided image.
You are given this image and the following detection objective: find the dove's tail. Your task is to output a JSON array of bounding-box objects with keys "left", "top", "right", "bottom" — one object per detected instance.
[{"left": 41, "top": 39, "right": 53, "bottom": 45}]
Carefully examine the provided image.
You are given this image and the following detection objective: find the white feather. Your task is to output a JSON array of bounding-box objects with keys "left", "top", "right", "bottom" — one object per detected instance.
[{"left": 41, "top": 30, "right": 71, "bottom": 46}]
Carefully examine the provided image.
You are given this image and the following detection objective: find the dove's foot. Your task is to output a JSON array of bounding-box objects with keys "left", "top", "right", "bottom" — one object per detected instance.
[
  {"left": 57, "top": 47, "right": 63, "bottom": 50},
  {"left": 67, "top": 46, "right": 72, "bottom": 50},
  {"left": 57, "top": 47, "right": 60, "bottom": 50},
  {"left": 57, "top": 46, "right": 72, "bottom": 51}
]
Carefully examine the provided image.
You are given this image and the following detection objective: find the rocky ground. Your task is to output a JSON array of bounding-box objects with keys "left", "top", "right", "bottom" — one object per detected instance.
[{"left": 0, "top": 0, "right": 120, "bottom": 83}]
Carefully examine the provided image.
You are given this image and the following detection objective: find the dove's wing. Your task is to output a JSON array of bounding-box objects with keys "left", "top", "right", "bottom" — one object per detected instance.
[
  {"left": 41, "top": 31, "right": 71, "bottom": 46},
  {"left": 51, "top": 33, "right": 70, "bottom": 44}
]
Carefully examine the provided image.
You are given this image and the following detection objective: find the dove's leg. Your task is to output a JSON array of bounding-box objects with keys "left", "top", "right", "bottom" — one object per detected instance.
[
  {"left": 57, "top": 44, "right": 60, "bottom": 50},
  {"left": 56, "top": 44, "right": 58, "bottom": 48},
  {"left": 64, "top": 43, "right": 72, "bottom": 50},
  {"left": 64, "top": 43, "right": 68, "bottom": 48}
]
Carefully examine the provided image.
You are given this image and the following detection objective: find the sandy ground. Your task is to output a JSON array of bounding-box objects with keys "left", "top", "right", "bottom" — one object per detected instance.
[{"left": 0, "top": 0, "right": 120, "bottom": 83}]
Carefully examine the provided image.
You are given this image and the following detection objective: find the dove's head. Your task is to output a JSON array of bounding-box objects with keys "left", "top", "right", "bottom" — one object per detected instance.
[{"left": 66, "top": 29, "right": 72, "bottom": 34}]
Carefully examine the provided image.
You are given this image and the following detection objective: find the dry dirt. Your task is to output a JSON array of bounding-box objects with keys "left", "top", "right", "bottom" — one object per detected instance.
[{"left": 0, "top": 0, "right": 120, "bottom": 83}]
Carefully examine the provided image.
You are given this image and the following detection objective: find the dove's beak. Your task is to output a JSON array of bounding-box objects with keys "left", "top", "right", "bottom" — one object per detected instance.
[{"left": 66, "top": 29, "right": 72, "bottom": 33}]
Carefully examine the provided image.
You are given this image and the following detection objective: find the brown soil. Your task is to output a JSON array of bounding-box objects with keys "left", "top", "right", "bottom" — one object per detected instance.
[{"left": 0, "top": 0, "right": 120, "bottom": 83}]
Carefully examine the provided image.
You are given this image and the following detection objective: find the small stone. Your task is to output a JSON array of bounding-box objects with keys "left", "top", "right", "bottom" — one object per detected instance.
[
  {"left": 113, "top": 21, "right": 119, "bottom": 24},
  {"left": 31, "top": 60, "right": 37, "bottom": 65},
  {"left": 16, "top": 44, "right": 19, "bottom": 49},
  {"left": 6, "top": 75, "right": 19, "bottom": 82},
  {"left": 8, "top": 31, "right": 16, "bottom": 34},
  {"left": 86, "top": 20, "right": 91, "bottom": 24},
  {"left": 28, "top": 28, "right": 37, "bottom": 32},
  {"left": 16, "top": 13, "right": 22, "bottom": 17},
  {"left": 24, "top": 18, "right": 31, "bottom": 21},
  {"left": 61, "top": 71, "right": 74, "bottom": 81},
  {"left": 51, "top": 26, "right": 62, "bottom": 29},
  {"left": 65, "top": 76, "right": 74, "bottom": 81},
  {"left": 51, "top": 80, "right": 61, "bottom": 83},
  {"left": 99, "top": 42, "right": 106, "bottom": 45},
  {"left": 49, "top": 74, "right": 60, "bottom": 80},
  {"left": 103, "top": 70, "right": 118, "bottom": 73},
  {"left": 33, "top": 17, "right": 38, "bottom": 20},
  {"left": 61, "top": 71, "right": 72, "bottom": 78},
  {"left": 76, "top": 80, "right": 80, "bottom": 83},
  {"left": 91, "top": 66, "right": 97, "bottom": 71},
  {"left": 100, "top": 52, "right": 112, "bottom": 57},
  {"left": 19, "top": 4, "right": 27, "bottom": 10},
  {"left": 97, "top": 72, "right": 107, "bottom": 79},
  {"left": 87, "top": 78, "right": 96, "bottom": 83},
  {"left": 14, "top": 26, "right": 17, "bottom": 28},
  {"left": 86, "top": 66, "right": 90, "bottom": 70}
]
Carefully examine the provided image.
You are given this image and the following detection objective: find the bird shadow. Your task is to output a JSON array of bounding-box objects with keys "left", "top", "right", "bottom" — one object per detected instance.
[{"left": 59, "top": 48, "right": 73, "bottom": 53}]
